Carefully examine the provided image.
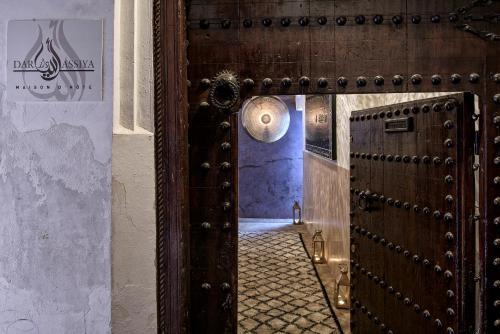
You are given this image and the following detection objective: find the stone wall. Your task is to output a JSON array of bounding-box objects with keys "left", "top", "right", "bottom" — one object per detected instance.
[{"left": 0, "top": 1, "right": 114, "bottom": 333}]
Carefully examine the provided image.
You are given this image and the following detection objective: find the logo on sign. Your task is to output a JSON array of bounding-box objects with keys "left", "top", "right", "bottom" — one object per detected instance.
[{"left": 7, "top": 19, "right": 102, "bottom": 101}]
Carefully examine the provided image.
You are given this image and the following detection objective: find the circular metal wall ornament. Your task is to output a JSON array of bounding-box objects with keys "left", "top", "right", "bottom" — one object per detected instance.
[
  {"left": 241, "top": 96, "right": 290, "bottom": 143},
  {"left": 209, "top": 70, "right": 240, "bottom": 110}
]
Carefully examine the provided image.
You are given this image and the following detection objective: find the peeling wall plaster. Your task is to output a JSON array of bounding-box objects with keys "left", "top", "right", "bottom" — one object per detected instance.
[{"left": 0, "top": 1, "right": 113, "bottom": 333}]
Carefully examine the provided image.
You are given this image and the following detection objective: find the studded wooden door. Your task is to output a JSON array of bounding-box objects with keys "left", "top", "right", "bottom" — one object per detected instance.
[
  {"left": 349, "top": 93, "right": 476, "bottom": 334},
  {"left": 188, "top": 75, "right": 239, "bottom": 333}
]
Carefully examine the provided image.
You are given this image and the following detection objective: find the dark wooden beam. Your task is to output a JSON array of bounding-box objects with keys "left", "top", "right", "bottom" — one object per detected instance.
[{"left": 153, "top": 0, "right": 189, "bottom": 333}]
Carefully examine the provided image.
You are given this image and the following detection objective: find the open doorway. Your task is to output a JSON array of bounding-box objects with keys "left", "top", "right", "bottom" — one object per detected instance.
[
  {"left": 236, "top": 92, "right": 479, "bottom": 334},
  {"left": 237, "top": 94, "right": 347, "bottom": 333}
]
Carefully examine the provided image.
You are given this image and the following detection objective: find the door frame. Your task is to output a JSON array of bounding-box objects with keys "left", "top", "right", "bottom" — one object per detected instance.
[
  {"left": 152, "top": 0, "right": 189, "bottom": 333},
  {"left": 152, "top": 1, "right": 498, "bottom": 333}
]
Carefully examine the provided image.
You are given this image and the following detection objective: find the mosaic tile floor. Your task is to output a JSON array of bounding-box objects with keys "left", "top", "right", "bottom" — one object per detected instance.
[{"left": 238, "top": 232, "right": 340, "bottom": 333}]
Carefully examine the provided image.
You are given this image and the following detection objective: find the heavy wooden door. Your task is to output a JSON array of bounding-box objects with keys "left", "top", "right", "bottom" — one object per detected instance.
[
  {"left": 350, "top": 93, "right": 476, "bottom": 334},
  {"left": 188, "top": 81, "right": 239, "bottom": 333}
]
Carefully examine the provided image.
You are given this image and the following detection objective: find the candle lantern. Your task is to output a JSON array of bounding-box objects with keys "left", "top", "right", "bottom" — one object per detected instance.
[
  {"left": 312, "top": 230, "right": 326, "bottom": 263},
  {"left": 292, "top": 201, "right": 303, "bottom": 225},
  {"left": 334, "top": 265, "right": 351, "bottom": 309}
]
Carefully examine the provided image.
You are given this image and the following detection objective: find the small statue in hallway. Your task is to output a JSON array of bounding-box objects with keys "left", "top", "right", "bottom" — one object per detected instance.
[{"left": 292, "top": 201, "right": 303, "bottom": 225}]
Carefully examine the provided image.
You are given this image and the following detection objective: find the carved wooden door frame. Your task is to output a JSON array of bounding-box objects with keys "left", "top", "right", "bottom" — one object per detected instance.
[
  {"left": 153, "top": 0, "right": 500, "bottom": 333},
  {"left": 153, "top": 0, "right": 189, "bottom": 333}
]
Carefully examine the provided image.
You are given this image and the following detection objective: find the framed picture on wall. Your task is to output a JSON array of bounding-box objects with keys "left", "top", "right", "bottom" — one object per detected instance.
[{"left": 304, "top": 95, "right": 336, "bottom": 160}]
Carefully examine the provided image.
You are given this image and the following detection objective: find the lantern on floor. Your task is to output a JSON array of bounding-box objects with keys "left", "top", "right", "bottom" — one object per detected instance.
[
  {"left": 312, "top": 230, "right": 326, "bottom": 264},
  {"left": 292, "top": 201, "right": 303, "bottom": 225},
  {"left": 334, "top": 265, "right": 350, "bottom": 309}
]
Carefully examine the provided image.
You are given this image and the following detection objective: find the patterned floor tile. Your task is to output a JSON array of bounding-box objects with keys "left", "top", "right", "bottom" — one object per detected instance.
[{"left": 238, "top": 232, "right": 339, "bottom": 333}]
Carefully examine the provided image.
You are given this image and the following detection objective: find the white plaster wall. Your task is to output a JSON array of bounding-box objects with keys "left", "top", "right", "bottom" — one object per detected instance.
[
  {"left": 114, "top": 0, "right": 153, "bottom": 134},
  {"left": 111, "top": 0, "right": 156, "bottom": 332},
  {"left": 111, "top": 134, "right": 156, "bottom": 334},
  {"left": 0, "top": 1, "right": 114, "bottom": 333}
]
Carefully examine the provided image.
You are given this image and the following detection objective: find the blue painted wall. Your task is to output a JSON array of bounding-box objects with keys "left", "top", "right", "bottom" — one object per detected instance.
[{"left": 238, "top": 96, "right": 303, "bottom": 219}]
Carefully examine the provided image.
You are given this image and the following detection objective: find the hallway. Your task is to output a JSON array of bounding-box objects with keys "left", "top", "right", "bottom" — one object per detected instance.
[{"left": 238, "top": 220, "right": 349, "bottom": 333}]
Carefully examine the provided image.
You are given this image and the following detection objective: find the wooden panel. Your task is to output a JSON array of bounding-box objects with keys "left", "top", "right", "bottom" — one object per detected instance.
[
  {"left": 188, "top": 100, "right": 238, "bottom": 334},
  {"left": 350, "top": 94, "right": 475, "bottom": 334},
  {"left": 153, "top": 0, "right": 189, "bottom": 333}
]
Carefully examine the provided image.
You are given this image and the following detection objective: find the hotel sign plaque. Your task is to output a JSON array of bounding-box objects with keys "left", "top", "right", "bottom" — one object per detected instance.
[{"left": 7, "top": 19, "right": 103, "bottom": 102}]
